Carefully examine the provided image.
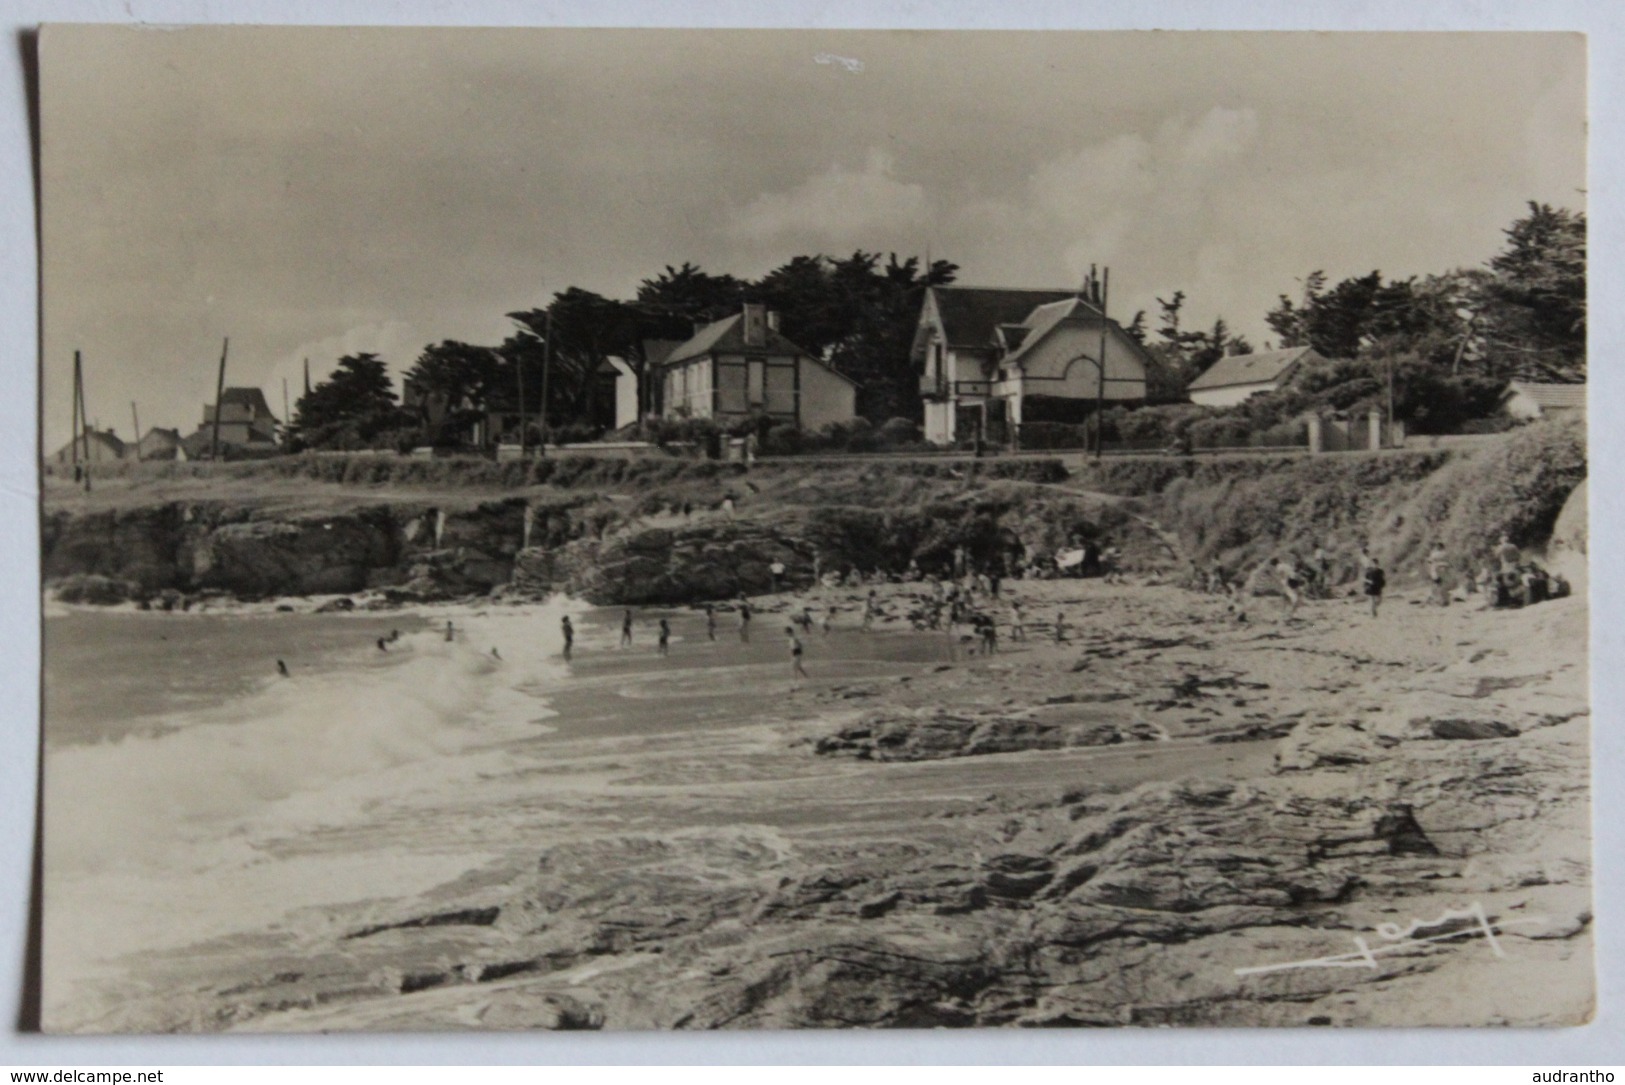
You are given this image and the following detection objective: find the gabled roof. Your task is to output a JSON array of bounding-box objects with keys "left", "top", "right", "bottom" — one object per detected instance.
[
  {"left": 218, "top": 386, "right": 276, "bottom": 417},
  {"left": 53, "top": 429, "right": 125, "bottom": 459},
  {"left": 926, "top": 286, "right": 1091, "bottom": 350},
  {"left": 642, "top": 339, "right": 685, "bottom": 369},
  {"left": 138, "top": 427, "right": 183, "bottom": 446},
  {"left": 1503, "top": 380, "right": 1586, "bottom": 410},
  {"left": 1187, "top": 347, "right": 1319, "bottom": 392},
  {"left": 1000, "top": 297, "right": 1114, "bottom": 370},
  {"left": 661, "top": 314, "right": 809, "bottom": 367}
]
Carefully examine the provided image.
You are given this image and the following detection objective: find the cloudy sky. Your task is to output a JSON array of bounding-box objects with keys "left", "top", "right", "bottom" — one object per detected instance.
[{"left": 39, "top": 25, "right": 1584, "bottom": 449}]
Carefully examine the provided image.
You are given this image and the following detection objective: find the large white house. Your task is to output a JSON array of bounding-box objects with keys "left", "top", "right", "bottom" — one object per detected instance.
[
  {"left": 911, "top": 286, "right": 1151, "bottom": 446},
  {"left": 1186, "top": 346, "right": 1324, "bottom": 407}
]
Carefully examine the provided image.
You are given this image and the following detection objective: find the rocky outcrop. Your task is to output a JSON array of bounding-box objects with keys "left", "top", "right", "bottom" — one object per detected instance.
[
  {"left": 1548, "top": 477, "right": 1587, "bottom": 592},
  {"left": 813, "top": 707, "right": 1160, "bottom": 762},
  {"left": 556, "top": 520, "right": 817, "bottom": 605},
  {"left": 43, "top": 498, "right": 562, "bottom": 603},
  {"left": 42, "top": 504, "right": 186, "bottom": 589},
  {"left": 189, "top": 510, "right": 399, "bottom": 596}
]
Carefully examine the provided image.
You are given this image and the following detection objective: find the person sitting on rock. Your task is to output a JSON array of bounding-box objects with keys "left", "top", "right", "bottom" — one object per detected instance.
[{"left": 1524, "top": 563, "right": 1550, "bottom": 605}]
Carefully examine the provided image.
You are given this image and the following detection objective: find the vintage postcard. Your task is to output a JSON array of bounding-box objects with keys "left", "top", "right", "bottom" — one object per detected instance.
[{"left": 38, "top": 25, "right": 1590, "bottom": 1031}]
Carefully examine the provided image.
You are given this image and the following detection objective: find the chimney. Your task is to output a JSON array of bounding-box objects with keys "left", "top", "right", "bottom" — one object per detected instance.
[
  {"left": 766, "top": 310, "right": 780, "bottom": 334},
  {"left": 743, "top": 303, "right": 767, "bottom": 347}
]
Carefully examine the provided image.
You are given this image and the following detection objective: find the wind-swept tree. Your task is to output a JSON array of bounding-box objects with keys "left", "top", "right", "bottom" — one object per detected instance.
[{"left": 291, "top": 353, "right": 403, "bottom": 449}]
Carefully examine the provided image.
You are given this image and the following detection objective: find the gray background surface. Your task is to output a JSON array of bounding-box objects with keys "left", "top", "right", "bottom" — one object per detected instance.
[{"left": 1, "top": 0, "right": 1619, "bottom": 1066}]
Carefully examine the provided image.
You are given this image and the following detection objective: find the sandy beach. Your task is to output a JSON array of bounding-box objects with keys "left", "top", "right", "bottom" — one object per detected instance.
[{"left": 41, "top": 572, "right": 1591, "bottom": 1031}]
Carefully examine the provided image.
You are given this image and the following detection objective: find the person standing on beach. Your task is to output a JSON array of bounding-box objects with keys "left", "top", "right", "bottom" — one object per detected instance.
[
  {"left": 722, "top": 494, "right": 736, "bottom": 520},
  {"left": 445, "top": 620, "right": 455, "bottom": 642},
  {"left": 620, "top": 609, "right": 634, "bottom": 648},
  {"left": 1275, "top": 557, "right": 1302, "bottom": 620},
  {"left": 1363, "top": 557, "right": 1386, "bottom": 617},
  {"left": 863, "top": 589, "right": 878, "bottom": 630},
  {"left": 704, "top": 604, "right": 717, "bottom": 641},
  {"left": 1313, "top": 542, "right": 1331, "bottom": 596},
  {"left": 770, "top": 560, "right": 785, "bottom": 594},
  {"left": 1010, "top": 598, "right": 1026, "bottom": 641},
  {"left": 821, "top": 604, "right": 833, "bottom": 636},
  {"left": 739, "top": 600, "right": 752, "bottom": 642},
  {"left": 276, "top": 659, "right": 290, "bottom": 677},
  {"left": 561, "top": 615, "right": 574, "bottom": 661},
  {"left": 1427, "top": 542, "right": 1449, "bottom": 606},
  {"left": 1495, "top": 534, "right": 1521, "bottom": 575},
  {"left": 657, "top": 618, "right": 670, "bottom": 657},
  {"left": 1054, "top": 610, "right": 1069, "bottom": 644},
  {"left": 787, "top": 625, "right": 808, "bottom": 682}
]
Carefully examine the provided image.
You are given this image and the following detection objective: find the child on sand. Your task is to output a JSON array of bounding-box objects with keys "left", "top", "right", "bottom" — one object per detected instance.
[{"left": 1363, "top": 557, "right": 1386, "bottom": 617}]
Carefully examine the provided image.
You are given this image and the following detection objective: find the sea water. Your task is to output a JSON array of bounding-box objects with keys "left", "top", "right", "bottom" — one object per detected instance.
[
  {"left": 39, "top": 597, "right": 967, "bottom": 1027},
  {"left": 41, "top": 599, "right": 582, "bottom": 1026}
]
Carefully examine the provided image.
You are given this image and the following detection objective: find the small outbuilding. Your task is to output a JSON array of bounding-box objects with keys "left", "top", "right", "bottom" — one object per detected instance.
[
  {"left": 135, "top": 426, "right": 185, "bottom": 461},
  {"left": 47, "top": 428, "right": 125, "bottom": 465},
  {"left": 1501, "top": 380, "right": 1585, "bottom": 421},
  {"left": 1186, "top": 346, "right": 1325, "bottom": 408}
]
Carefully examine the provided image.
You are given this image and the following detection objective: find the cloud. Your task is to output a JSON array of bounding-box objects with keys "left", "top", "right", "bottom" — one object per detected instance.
[
  {"left": 261, "top": 321, "right": 426, "bottom": 416},
  {"left": 726, "top": 148, "right": 931, "bottom": 245},
  {"left": 1020, "top": 107, "right": 1262, "bottom": 278}
]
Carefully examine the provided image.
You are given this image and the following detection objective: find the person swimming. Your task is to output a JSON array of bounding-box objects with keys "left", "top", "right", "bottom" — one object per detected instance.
[
  {"left": 376, "top": 637, "right": 388, "bottom": 651},
  {"left": 445, "top": 620, "right": 455, "bottom": 642},
  {"left": 276, "top": 659, "right": 290, "bottom": 677},
  {"left": 658, "top": 618, "right": 671, "bottom": 657},
  {"left": 491, "top": 647, "right": 502, "bottom": 660}
]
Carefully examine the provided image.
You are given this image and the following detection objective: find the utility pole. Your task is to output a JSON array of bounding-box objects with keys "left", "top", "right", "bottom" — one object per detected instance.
[
  {"left": 210, "top": 337, "right": 229, "bottom": 462},
  {"left": 282, "top": 378, "right": 290, "bottom": 438},
  {"left": 70, "top": 351, "right": 81, "bottom": 472},
  {"left": 74, "top": 351, "right": 91, "bottom": 491},
  {"left": 1386, "top": 354, "right": 1395, "bottom": 451},
  {"left": 1095, "top": 267, "right": 1109, "bottom": 462},
  {"left": 515, "top": 345, "right": 527, "bottom": 459},
  {"left": 538, "top": 309, "right": 552, "bottom": 456},
  {"left": 131, "top": 401, "right": 142, "bottom": 461}
]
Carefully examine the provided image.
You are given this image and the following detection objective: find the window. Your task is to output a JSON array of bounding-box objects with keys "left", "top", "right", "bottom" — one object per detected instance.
[{"left": 747, "top": 357, "right": 766, "bottom": 407}]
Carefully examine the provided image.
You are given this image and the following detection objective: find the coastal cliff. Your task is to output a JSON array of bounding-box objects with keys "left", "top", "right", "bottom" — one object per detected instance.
[{"left": 42, "top": 418, "right": 1585, "bottom": 608}]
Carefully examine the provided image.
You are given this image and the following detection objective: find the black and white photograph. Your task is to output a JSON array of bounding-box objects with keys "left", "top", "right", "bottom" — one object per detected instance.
[{"left": 34, "top": 24, "right": 1592, "bottom": 1035}]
